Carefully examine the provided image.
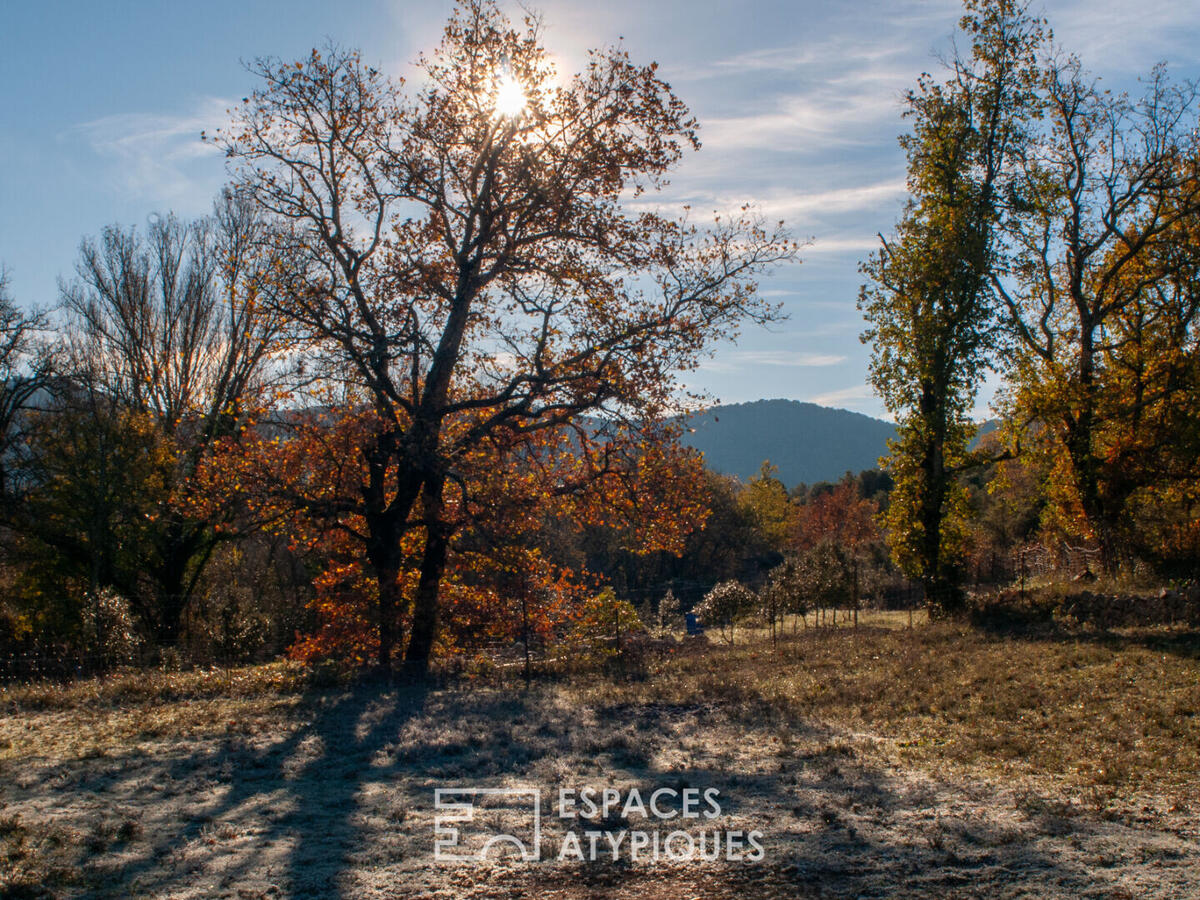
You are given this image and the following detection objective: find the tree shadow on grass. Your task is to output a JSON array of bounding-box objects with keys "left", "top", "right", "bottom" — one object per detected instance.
[
  {"left": 20, "top": 675, "right": 1172, "bottom": 899},
  {"left": 79, "top": 678, "right": 431, "bottom": 898},
  {"left": 971, "top": 619, "right": 1200, "bottom": 661},
  {"left": 554, "top": 700, "right": 1114, "bottom": 900}
]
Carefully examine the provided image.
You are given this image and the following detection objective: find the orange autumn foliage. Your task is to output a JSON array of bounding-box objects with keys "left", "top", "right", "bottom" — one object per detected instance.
[
  {"left": 792, "top": 481, "right": 881, "bottom": 554},
  {"left": 197, "top": 390, "right": 709, "bottom": 665}
]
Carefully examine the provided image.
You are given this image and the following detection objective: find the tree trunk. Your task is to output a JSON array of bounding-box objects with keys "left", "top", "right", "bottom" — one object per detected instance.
[
  {"left": 362, "top": 438, "right": 427, "bottom": 671},
  {"left": 364, "top": 502, "right": 412, "bottom": 672},
  {"left": 404, "top": 479, "right": 449, "bottom": 678},
  {"left": 917, "top": 380, "right": 966, "bottom": 617},
  {"left": 1062, "top": 336, "right": 1120, "bottom": 574},
  {"left": 152, "top": 555, "right": 189, "bottom": 648},
  {"left": 151, "top": 521, "right": 212, "bottom": 649},
  {"left": 521, "top": 590, "right": 531, "bottom": 685},
  {"left": 375, "top": 563, "right": 403, "bottom": 669}
]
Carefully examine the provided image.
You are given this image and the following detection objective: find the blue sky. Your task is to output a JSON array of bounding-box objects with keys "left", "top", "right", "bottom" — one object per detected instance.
[{"left": 3, "top": 0, "right": 1200, "bottom": 418}]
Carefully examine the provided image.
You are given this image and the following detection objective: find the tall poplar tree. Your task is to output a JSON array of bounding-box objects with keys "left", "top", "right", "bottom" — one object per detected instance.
[{"left": 859, "top": 0, "right": 1043, "bottom": 614}]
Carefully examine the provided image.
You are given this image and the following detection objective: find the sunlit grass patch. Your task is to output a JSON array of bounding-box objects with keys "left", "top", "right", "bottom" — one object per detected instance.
[{"left": 578, "top": 620, "right": 1200, "bottom": 794}]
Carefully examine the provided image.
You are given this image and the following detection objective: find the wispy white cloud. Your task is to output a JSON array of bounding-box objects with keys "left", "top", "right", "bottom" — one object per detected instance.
[
  {"left": 804, "top": 235, "right": 885, "bottom": 256},
  {"left": 737, "top": 350, "right": 845, "bottom": 367},
  {"left": 685, "top": 36, "right": 903, "bottom": 79},
  {"left": 634, "top": 183, "right": 906, "bottom": 239},
  {"left": 701, "top": 349, "right": 845, "bottom": 373},
  {"left": 1051, "top": 0, "right": 1200, "bottom": 73},
  {"left": 794, "top": 297, "right": 862, "bottom": 311},
  {"left": 701, "top": 91, "right": 901, "bottom": 153},
  {"left": 760, "top": 180, "right": 907, "bottom": 220},
  {"left": 781, "top": 319, "right": 861, "bottom": 338},
  {"left": 663, "top": 182, "right": 905, "bottom": 223},
  {"left": 73, "top": 96, "right": 230, "bottom": 210}
]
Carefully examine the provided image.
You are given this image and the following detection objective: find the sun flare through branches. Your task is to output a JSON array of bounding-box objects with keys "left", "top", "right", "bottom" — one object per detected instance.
[{"left": 493, "top": 69, "right": 527, "bottom": 118}]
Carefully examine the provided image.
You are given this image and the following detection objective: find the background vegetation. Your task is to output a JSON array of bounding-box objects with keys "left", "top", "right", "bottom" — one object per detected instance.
[{"left": 0, "top": 0, "right": 1198, "bottom": 679}]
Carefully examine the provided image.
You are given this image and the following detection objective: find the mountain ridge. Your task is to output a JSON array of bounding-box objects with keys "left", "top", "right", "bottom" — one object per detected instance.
[{"left": 678, "top": 398, "right": 896, "bottom": 488}]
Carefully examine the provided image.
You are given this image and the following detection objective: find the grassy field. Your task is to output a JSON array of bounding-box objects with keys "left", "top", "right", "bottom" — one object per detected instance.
[
  {"left": 608, "top": 612, "right": 1200, "bottom": 796},
  {"left": 2, "top": 615, "right": 1197, "bottom": 898}
]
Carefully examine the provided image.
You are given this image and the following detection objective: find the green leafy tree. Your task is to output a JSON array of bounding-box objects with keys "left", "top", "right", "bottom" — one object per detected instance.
[
  {"left": 570, "top": 587, "right": 643, "bottom": 661},
  {"left": 739, "top": 461, "right": 793, "bottom": 550},
  {"left": 16, "top": 395, "right": 171, "bottom": 643},
  {"left": 860, "top": 0, "right": 1043, "bottom": 614}
]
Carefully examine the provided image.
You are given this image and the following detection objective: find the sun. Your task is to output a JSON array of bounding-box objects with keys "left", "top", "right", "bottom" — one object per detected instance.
[{"left": 493, "top": 70, "right": 527, "bottom": 118}]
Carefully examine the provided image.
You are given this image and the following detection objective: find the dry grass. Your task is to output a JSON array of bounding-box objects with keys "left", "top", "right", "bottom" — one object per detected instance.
[
  {"left": 0, "top": 659, "right": 310, "bottom": 711},
  {"left": 580, "top": 619, "right": 1200, "bottom": 796},
  {"left": 0, "top": 812, "right": 88, "bottom": 898},
  {"left": 6, "top": 617, "right": 1194, "bottom": 796},
  {"left": 2, "top": 617, "right": 1198, "bottom": 898},
  {"left": 0, "top": 662, "right": 311, "bottom": 765}
]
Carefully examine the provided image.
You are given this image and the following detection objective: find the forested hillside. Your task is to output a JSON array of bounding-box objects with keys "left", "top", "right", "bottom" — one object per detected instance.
[{"left": 680, "top": 399, "right": 897, "bottom": 486}]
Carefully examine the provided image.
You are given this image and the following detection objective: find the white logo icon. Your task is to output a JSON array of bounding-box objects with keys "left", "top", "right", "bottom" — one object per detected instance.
[{"left": 433, "top": 787, "right": 542, "bottom": 862}]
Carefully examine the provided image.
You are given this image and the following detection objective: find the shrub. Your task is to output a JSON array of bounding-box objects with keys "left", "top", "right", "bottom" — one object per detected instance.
[
  {"left": 695, "top": 581, "right": 758, "bottom": 643},
  {"left": 80, "top": 589, "right": 143, "bottom": 668}
]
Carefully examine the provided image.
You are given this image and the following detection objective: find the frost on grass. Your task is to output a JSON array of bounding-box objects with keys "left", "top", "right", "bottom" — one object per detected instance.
[{"left": 2, "top": 624, "right": 1199, "bottom": 898}]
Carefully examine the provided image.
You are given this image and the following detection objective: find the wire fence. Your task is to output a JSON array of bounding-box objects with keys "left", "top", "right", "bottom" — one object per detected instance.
[
  {"left": 0, "top": 644, "right": 268, "bottom": 684},
  {"left": 0, "top": 542, "right": 1163, "bottom": 685},
  {"left": 0, "top": 650, "right": 118, "bottom": 683}
]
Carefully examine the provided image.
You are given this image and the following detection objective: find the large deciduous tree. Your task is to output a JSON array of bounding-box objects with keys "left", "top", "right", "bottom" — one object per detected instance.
[
  {"left": 994, "top": 57, "right": 1200, "bottom": 571},
  {"left": 215, "top": 0, "right": 796, "bottom": 674},
  {"left": 25, "top": 192, "right": 282, "bottom": 644},
  {"left": 200, "top": 395, "right": 712, "bottom": 664},
  {"left": 860, "top": 0, "right": 1043, "bottom": 614}
]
